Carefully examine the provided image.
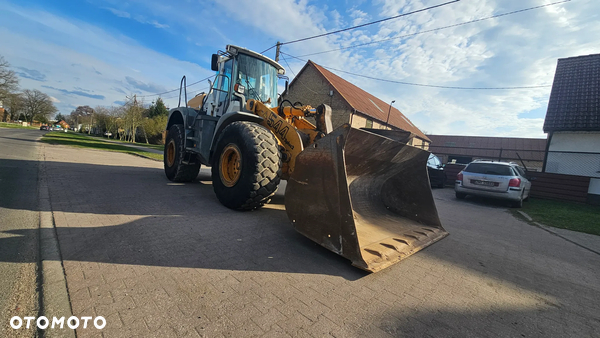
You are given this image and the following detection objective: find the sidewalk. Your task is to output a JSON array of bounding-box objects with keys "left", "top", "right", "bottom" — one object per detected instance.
[{"left": 41, "top": 144, "right": 600, "bottom": 337}]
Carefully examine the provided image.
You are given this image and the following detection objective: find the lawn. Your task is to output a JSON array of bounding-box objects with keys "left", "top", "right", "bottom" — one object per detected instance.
[
  {"left": 517, "top": 198, "right": 600, "bottom": 236},
  {"left": 41, "top": 132, "right": 163, "bottom": 161},
  {"left": 0, "top": 122, "right": 38, "bottom": 129},
  {"left": 88, "top": 134, "right": 164, "bottom": 151}
]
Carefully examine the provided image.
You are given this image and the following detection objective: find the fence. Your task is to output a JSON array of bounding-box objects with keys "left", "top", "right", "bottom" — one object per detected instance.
[{"left": 429, "top": 145, "right": 546, "bottom": 171}]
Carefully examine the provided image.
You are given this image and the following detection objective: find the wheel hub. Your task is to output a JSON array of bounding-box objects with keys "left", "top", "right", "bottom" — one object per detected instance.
[
  {"left": 220, "top": 144, "right": 242, "bottom": 187},
  {"left": 166, "top": 140, "right": 176, "bottom": 167}
]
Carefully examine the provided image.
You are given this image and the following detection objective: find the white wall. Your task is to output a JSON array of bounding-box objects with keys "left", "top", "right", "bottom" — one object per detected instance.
[
  {"left": 545, "top": 131, "right": 600, "bottom": 179},
  {"left": 548, "top": 131, "right": 600, "bottom": 152}
]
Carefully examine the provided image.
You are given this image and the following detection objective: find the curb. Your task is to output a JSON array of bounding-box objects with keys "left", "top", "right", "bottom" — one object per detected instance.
[
  {"left": 38, "top": 144, "right": 76, "bottom": 338},
  {"left": 518, "top": 210, "right": 600, "bottom": 256}
]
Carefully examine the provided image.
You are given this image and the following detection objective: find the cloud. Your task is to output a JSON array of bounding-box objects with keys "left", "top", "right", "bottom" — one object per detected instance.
[
  {"left": 42, "top": 85, "right": 106, "bottom": 100},
  {"left": 125, "top": 76, "right": 166, "bottom": 94},
  {"left": 49, "top": 96, "right": 60, "bottom": 103},
  {"left": 104, "top": 7, "right": 169, "bottom": 29},
  {"left": 15, "top": 67, "right": 46, "bottom": 81},
  {"left": 104, "top": 7, "right": 130, "bottom": 18}
]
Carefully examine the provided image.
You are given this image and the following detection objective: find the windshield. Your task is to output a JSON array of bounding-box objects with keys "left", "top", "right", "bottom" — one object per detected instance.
[{"left": 235, "top": 53, "right": 278, "bottom": 107}]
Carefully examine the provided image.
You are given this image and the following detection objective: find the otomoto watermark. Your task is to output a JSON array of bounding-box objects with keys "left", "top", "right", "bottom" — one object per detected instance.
[{"left": 10, "top": 316, "right": 106, "bottom": 330}]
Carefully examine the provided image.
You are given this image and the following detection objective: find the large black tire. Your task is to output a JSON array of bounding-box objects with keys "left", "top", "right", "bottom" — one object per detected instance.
[
  {"left": 164, "top": 124, "right": 201, "bottom": 182},
  {"left": 455, "top": 192, "right": 467, "bottom": 199},
  {"left": 212, "top": 121, "right": 281, "bottom": 210}
]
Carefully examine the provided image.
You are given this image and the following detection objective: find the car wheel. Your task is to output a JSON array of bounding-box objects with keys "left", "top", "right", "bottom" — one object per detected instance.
[
  {"left": 455, "top": 192, "right": 466, "bottom": 199},
  {"left": 512, "top": 192, "right": 524, "bottom": 208}
]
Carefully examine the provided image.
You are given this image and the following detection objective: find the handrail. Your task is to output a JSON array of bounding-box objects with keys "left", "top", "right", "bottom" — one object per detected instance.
[{"left": 178, "top": 76, "right": 188, "bottom": 108}]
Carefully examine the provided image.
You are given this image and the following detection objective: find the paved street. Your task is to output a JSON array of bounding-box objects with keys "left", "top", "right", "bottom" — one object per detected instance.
[
  {"left": 0, "top": 128, "right": 42, "bottom": 338},
  {"left": 3, "top": 130, "right": 600, "bottom": 337}
]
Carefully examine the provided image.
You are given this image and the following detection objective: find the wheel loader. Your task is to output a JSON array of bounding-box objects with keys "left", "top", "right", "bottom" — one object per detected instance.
[{"left": 163, "top": 45, "right": 448, "bottom": 272}]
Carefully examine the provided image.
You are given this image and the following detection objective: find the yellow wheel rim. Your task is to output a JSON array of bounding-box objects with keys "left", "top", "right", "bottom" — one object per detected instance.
[
  {"left": 166, "top": 140, "right": 176, "bottom": 167},
  {"left": 220, "top": 144, "right": 242, "bottom": 187}
]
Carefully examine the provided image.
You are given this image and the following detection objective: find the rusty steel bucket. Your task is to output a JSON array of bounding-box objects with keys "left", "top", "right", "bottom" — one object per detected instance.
[{"left": 285, "top": 125, "right": 448, "bottom": 272}]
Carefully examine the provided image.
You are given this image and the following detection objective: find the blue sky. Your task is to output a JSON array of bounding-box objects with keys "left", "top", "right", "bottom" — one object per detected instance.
[{"left": 0, "top": 0, "right": 597, "bottom": 137}]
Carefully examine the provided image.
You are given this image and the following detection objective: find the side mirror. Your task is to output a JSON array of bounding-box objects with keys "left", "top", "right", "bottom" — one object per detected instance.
[{"left": 211, "top": 54, "right": 219, "bottom": 72}]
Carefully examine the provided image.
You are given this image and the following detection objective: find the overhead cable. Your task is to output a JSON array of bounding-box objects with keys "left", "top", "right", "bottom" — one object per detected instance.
[
  {"left": 281, "top": 52, "right": 551, "bottom": 90},
  {"left": 296, "top": 0, "right": 573, "bottom": 57},
  {"left": 260, "top": 0, "right": 460, "bottom": 52}
]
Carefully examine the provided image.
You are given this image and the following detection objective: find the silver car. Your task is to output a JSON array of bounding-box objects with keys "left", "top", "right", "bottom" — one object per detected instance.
[{"left": 455, "top": 160, "right": 531, "bottom": 207}]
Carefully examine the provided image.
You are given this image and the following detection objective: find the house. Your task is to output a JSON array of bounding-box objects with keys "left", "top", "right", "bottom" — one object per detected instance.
[
  {"left": 280, "top": 61, "right": 430, "bottom": 149},
  {"left": 543, "top": 53, "right": 600, "bottom": 203},
  {"left": 427, "top": 135, "right": 547, "bottom": 171}
]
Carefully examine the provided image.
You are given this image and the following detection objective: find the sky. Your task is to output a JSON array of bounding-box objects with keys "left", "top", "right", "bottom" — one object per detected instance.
[{"left": 0, "top": 0, "right": 597, "bottom": 138}]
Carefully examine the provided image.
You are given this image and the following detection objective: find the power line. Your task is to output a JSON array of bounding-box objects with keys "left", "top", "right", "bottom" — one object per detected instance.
[
  {"left": 260, "top": 0, "right": 459, "bottom": 53},
  {"left": 280, "top": 54, "right": 325, "bottom": 96},
  {"left": 137, "top": 75, "right": 215, "bottom": 98},
  {"left": 296, "top": 0, "right": 573, "bottom": 57},
  {"left": 281, "top": 52, "right": 551, "bottom": 90}
]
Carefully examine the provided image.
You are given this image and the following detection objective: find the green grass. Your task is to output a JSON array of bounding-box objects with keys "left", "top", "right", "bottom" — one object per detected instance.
[
  {"left": 88, "top": 134, "right": 164, "bottom": 151},
  {"left": 41, "top": 132, "right": 163, "bottom": 161},
  {"left": 516, "top": 198, "right": 600, "bottom": 236},
  {"left": 0, "top": 122, "right": 38, "bottom": 129}
]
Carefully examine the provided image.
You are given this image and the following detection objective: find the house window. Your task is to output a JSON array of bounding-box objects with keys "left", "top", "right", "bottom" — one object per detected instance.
[{"left": 365, "top": 119, "right": 373, "bottom": 128}]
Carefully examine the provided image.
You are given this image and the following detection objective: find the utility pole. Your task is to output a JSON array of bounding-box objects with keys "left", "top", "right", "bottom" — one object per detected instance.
[
  {"left": 275, "top": 41, "right": 281, "bottom": 62},
  {"left": 385, "top": 100, "right": 395, "bottom": 130}
]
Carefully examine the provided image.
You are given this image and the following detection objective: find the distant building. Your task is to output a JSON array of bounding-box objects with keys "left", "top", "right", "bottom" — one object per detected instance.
[
  {"left": 281, "top": 61, "right": 430, "bottom": 149},
  {"left": 427, "top": 135, "right": 547, "bottom": 171},
  {"left": 543, "top": 53, "right": 600, "bottom": 202}
]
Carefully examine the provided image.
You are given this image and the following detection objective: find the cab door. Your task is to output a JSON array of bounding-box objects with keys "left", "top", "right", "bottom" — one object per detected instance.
[{"left": 204, "top": 58, "right": 233, "bottom": 117}]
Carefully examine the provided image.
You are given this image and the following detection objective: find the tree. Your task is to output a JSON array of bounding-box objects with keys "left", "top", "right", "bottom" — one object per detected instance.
[
  {"left": 0, "top": 55, "right": 19, "bottom": 102},
  {"left": 94, "top": 106, "right": 123, "bottom": 139},
  {"left": 22, "top": 89, "right": 57, "bottom": 123},
  {"left": 69, "top": 105, "right": 94, "bottom": 131},
  {"left": 123, "top": 97, "right": 144, "bottom": 143},
  {"left": 147, "top": 97, "right": 169, "bottom": 118},
  {"left": 3, "top": 93, "right": 24, "bottom": 122},
  {"left": 55, "top": 113, "right": 66, "bottom": 122}
]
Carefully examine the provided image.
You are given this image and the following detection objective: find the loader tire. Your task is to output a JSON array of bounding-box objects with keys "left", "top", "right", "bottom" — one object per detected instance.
[
  {"left": 164, "top": 124, "right": 200, "bottom": 182},
  {"left": 212, "top": 121, "right": 281, "bottom": 210}
]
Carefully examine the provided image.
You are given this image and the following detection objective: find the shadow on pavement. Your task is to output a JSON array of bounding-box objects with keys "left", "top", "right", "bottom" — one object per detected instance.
[{"left": 0, "top": 158, "right": 367, "bottom": 280}]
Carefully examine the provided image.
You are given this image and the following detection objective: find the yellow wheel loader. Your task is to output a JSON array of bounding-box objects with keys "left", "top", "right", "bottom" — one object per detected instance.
[{"left": 163, "top": 45, "right": 448, "bottom": 272}]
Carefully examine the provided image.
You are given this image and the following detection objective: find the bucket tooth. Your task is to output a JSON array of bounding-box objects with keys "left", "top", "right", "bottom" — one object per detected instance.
[{"left": 285, "top": 124, "right": 448, "bottom": 272}]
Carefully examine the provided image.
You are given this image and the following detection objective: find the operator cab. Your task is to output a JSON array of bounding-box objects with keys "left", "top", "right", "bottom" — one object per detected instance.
[{"left": 203, "top": 45, "right": 285, "bottom": 117}]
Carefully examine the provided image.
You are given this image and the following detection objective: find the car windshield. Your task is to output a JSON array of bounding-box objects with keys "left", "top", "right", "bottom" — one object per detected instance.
[
  {"left": 465, "top": 163, "right": 513, "bottom": 176},
  {"left": 235, "top": 53, "right": 278, "bottom": 107}
]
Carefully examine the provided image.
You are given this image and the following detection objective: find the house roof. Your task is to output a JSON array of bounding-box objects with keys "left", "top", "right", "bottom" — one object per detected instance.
[
  {"left": 298, "top": 61, "right": 430, "bottom": 142},
  {"left": 544, "top": 53, "right": 600, "bottom": 132},
  {"left": 427, "top": 135, "right": 547, "bottom": 162}
]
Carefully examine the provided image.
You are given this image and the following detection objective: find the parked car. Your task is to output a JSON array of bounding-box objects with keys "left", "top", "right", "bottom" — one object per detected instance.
[
  {"left": 427, "top": 153, "right": 446, "bottom": 188},
  {"left": 455, "top": 160, "right": 531, "bottom": 207},
  {"left": 40, "top": 125, "right": 49, "bottom": 131},
  {"left": 104, "top": 131, "right": 113, "bottom": 137}
]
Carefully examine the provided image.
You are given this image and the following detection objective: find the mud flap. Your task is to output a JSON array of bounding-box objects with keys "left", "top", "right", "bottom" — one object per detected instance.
[{"left": 285, "top": 124, "right": 448, "bottom": 272}]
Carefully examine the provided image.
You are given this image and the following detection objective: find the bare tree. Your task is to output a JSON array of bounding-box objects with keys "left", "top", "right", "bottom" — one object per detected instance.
[
  {"left": 22, "top": 89, "right": 57, "bottom": 123},
  {"left": 123, "top": 96, "right": 144, "bottom": 143},
  {"left": 0, "top": 55, "right": 19, "bottom": 102},
  {"left": 3, "top": 93, "right": 24, "bottom": 122}
]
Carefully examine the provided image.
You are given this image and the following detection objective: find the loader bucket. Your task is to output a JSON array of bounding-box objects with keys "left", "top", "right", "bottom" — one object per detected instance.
[{"left": 285, "top": 124, "right": 448, "bottom": 272}]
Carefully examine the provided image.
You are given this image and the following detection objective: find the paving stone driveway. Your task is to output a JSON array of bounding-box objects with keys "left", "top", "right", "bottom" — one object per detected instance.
[{"left": 42, "top": 144, "right": 600, "bottom": 338}]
